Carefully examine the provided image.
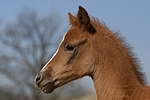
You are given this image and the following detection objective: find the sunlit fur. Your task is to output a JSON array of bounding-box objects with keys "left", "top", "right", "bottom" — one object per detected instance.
[{"left": 35, "top": 6, "right": 150, "bottom": 100}]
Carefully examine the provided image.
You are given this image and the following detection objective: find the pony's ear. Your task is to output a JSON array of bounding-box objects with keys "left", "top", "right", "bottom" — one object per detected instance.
[
  {"left": 77, "top": 6, "right": 96, "bottom": 34},
  {"left": 68, "top": 12, "right": 78, "bottom": 26}
]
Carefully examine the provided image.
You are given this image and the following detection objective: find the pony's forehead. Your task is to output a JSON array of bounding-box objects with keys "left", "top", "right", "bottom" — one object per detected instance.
[
  {"left": 62, "top": 27, "right": 86, "bottom": 44},
  {"left": 65, "top": 27, "right": 83, "bottom": 38}
]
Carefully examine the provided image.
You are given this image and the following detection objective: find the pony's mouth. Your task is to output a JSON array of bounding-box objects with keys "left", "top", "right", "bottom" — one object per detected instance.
[{"left": 41, "top": 82, "right": 55, "bottom": 93}]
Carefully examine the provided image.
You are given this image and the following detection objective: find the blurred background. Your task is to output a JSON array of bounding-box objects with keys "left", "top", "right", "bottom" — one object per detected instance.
[{"left": 0, "top": 1, "right": 149, "bottom": 100}]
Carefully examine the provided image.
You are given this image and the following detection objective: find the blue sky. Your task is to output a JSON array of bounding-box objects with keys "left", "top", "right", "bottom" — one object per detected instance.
[{"left": 0, "top": 0, "right": 150, "bottom": 89}]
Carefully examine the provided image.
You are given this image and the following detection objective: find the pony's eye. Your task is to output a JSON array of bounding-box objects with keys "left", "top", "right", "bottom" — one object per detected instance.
[{"left": 65, "top": 45, "right": 75, "bottom": 51}]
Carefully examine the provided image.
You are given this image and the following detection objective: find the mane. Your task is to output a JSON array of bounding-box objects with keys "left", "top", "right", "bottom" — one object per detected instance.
[
  {"left": 90, "top": 16, "right": 148, "bottom": 85},
  {"left": 114, "top": 32, "right": 147, "bottom": 85}
]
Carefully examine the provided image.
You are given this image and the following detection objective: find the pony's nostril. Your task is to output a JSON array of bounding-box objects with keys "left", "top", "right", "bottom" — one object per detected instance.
[{"left": 35, "top": 73, "right": 43, "bottom": 84}]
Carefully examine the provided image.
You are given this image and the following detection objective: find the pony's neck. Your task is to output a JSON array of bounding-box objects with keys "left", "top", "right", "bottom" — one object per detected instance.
[
  {"left": 92, "top": 69, "right": 150, "bottom": 100},
  {"left": 90, "top": 30, "right": 149, "bottom": 100},
  {"left": 92, "top": 62, "right": 146, "bottom": 100}
]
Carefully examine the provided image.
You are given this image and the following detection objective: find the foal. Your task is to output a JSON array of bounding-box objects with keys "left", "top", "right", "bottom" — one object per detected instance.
[{"left": 35, "top": 6, "right": 150, "bottom": 100}]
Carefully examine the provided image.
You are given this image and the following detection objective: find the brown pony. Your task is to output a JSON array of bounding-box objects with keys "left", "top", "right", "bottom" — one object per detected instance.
[{"left": 35, "top": 6, "right": 150, "bottom": 100}]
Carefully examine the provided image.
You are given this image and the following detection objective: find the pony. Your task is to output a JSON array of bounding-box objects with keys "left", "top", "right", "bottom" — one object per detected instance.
[{"left": 35, "top": 6, "right": 150, "bottom": 100}]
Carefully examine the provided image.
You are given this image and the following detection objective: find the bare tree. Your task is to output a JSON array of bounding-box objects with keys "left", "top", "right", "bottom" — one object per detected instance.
[
  {"left": 0, "top": 9, "right": 91, "bottom": 100},
  {"left": 0, "top": 9, "right": 63, "bottom": 100}
]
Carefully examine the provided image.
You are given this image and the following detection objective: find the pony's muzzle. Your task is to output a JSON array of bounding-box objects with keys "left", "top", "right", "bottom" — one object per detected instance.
[{"left": 34, "top": 68, "right": 55, "bottom": 93}]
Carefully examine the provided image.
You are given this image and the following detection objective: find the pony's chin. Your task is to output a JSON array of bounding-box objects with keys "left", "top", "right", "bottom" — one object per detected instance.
[{"left": 41, "top": 83, "right": 55, "bottom": 94}]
